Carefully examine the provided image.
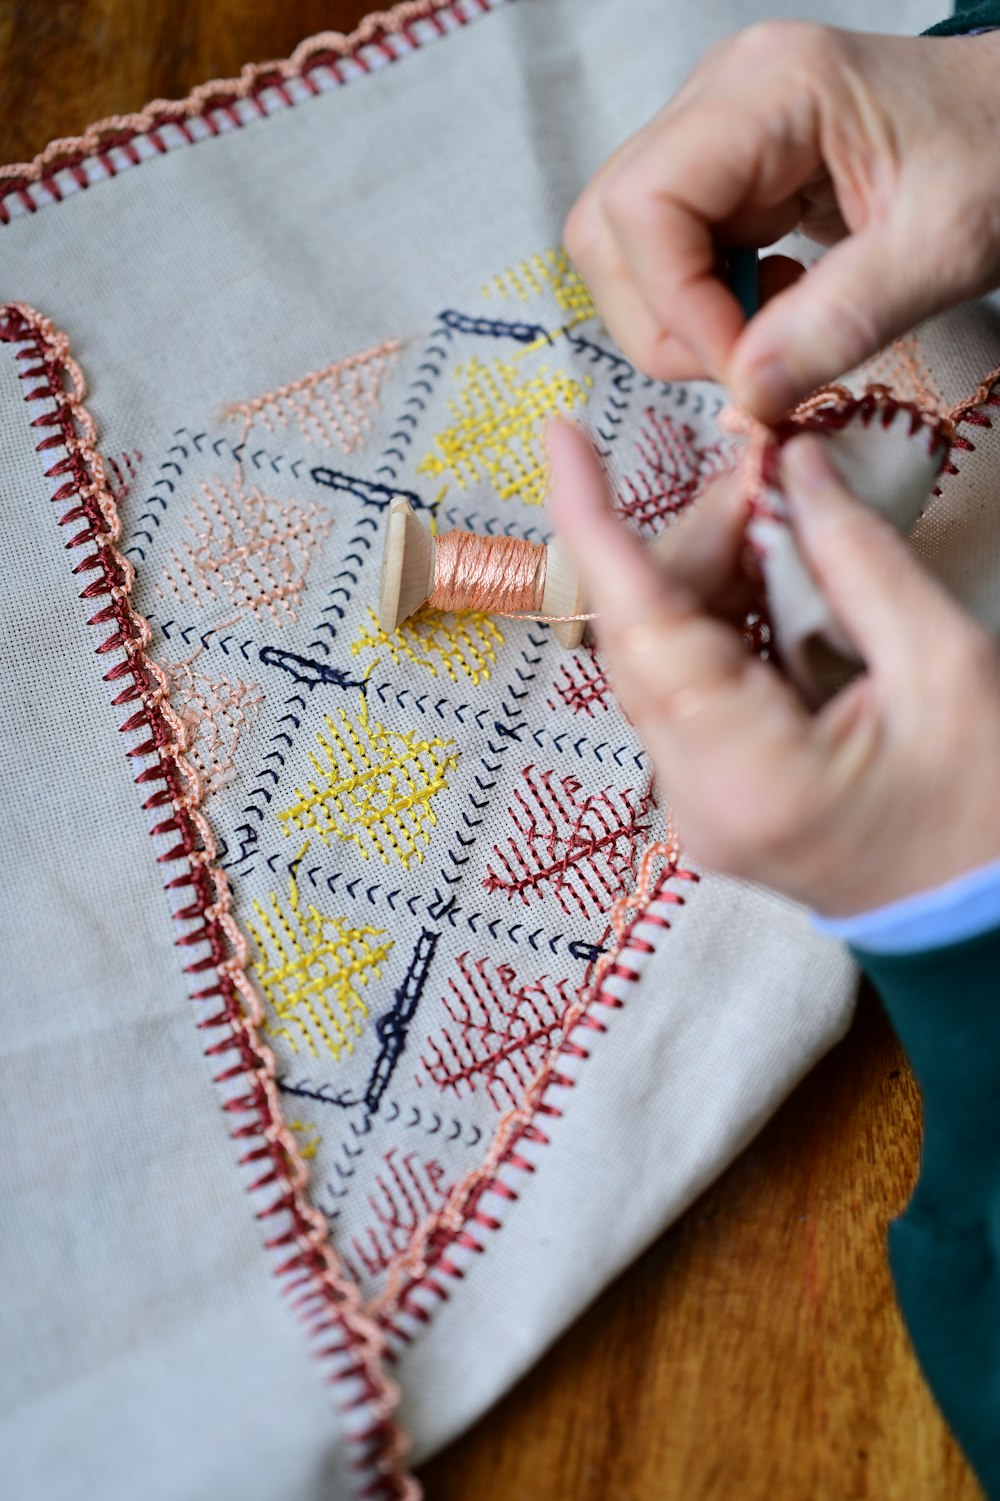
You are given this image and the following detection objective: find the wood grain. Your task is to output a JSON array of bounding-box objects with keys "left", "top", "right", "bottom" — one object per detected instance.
[
  {"left": 421, "top": 989, "right": 979, "bottom": 1500},
  {"left": 0, "top": 5, "right": 980, "bottom": 1497}
]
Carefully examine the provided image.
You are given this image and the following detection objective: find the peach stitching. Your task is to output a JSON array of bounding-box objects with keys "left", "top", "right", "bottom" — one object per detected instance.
[
  {"left": 0, "top": 302, "right": 416, "bottom": 1501},
  {"left": 160, "top": 474, "right": 332, "bottom": 625},
  {"left": 225, "top": 341, "right": 401, "bottom": 452},
  {"left": 0, "top": 1, "right": 502, "bottom": 221},
  {"left": 371, "top": 828, "right": 698, "bottom": 1320}
]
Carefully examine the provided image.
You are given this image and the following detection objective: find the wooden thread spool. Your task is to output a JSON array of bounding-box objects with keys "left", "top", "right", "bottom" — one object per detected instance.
[{"left": 379, "top": 498, "right": 588, "bottom": 649}]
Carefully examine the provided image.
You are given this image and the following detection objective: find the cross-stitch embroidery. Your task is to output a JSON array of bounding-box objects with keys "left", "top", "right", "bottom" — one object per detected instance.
[
  {"left": 548, "top": 643, "right": 613, "bottom": 717},
  {"left": 164, "top": 654, "right": 264, "bottom": 795},
  {"left": 160, "top": 474, "right": 332, "bottom": 624},
  {"left": 482, "top": 246, "right": 598, "bottom": 335},
  {"left": 352, "top": 605, "right": 502, "bottom": 685},
  {"left": 250, "top": 855, "right": 394, "bottom": 1060},
  {"left": 346, "top": 1149, "right": 451, "bottom": 1281},
  {"left": 288, "top": 1120, "right": 322, "bottom": 1159},
  {"left": 278, "top": 695, "right": 460, "bottom": 866},
  {"left": 105, "top": 448, "right": 142, "bottom": 503},
  {"left": 225, "top": 340, "right": 401, "bottom": 451},
  {"left": 615, "top": 408, "right": 726, "bottom": 537},
  {"left": 484, "top": 766, "right": 656, "bottom": 918},
  {"left": 420, "top": 953, "right": 575, "bottom": 1109},
  {"left": 418, "top": 356, "right": 591, "bottom": 507}
]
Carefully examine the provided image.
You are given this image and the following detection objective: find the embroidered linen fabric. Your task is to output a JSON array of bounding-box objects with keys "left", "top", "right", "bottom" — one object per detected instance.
[{"left": 4, "top": 2, "right": 997, "bottom": 1497}]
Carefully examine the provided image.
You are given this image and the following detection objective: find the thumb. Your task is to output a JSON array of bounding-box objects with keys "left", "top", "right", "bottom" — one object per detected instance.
[
  {"left": 781, "top": 437, "right": 963, "bottom": 680},
  {"left": 728, "top": 220, "right": 933, "bottom": 421}
]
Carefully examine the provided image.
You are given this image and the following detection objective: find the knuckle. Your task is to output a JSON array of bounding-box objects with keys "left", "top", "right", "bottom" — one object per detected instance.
[
  {"left": 600, "top": 168, "right": 642, "bottom": 237},
  {"left": 927, "top": 197, "right": 1000, "bottom": 300},
  {"left": 733, "top": 19, "right": 833, "bottom": 68}
]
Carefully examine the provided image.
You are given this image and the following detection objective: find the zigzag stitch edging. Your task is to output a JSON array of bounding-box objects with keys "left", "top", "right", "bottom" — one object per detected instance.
[{"left": 0, "top": 302, "right": 417, "bottom": 1501}]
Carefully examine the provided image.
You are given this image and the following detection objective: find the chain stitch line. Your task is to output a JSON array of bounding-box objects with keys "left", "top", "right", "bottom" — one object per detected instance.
[
  {"left": 0, "top": 302, "right": 416, "bottom": 1501},
  {"left": 0, "top": 0, "right": 505, "bottom": 224}
]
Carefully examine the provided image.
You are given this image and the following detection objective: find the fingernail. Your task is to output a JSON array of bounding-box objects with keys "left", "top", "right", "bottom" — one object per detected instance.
[
  {"left": 544, "top": 415, "right": 575, "bottom": 454},
  {"left": 781, "top": 436, "right": 837, "bottom": 499},
  {"left": 737, "top": 358, "right": 800, "bottom": 422}
]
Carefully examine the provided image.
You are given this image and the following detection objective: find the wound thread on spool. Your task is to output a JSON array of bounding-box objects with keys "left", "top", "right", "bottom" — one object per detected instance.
[
  {"left": 379, "top": 497, "right": 589, "bottom": 648},
  {"left": 428, "top": 530, "right": 548, "bottom": 615}
]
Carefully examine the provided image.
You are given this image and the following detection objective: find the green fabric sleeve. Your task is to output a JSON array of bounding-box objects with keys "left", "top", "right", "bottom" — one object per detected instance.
[
  {"left": 844, "top": 2, "right": 1000, "bottom": 1487},
  {"left": 853, "top": 929, "right": 1000, "bottom": 1499},
  {"left": 926, "top": 1, "right": 1000, "bottom": 35}
]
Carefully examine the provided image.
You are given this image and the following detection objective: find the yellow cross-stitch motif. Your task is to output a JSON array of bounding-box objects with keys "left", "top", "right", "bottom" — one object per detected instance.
[
  {"left": 278, "top": 695, "right": 459, "bottom": 866},
  {"left": 249, "top": 859, "right": 393, "bottom": 1060},
  {"left": 351, "top": 606, "right": 502, "bottom": 685},
  {"left": 482, "top": 247, "right": 597, "bottom": 328},
  {"left": 418, "top": 356, "right": 590, "bottom": 508},
  {"left": 288, "top": 1120, "right": 321, "bottom": 1159}
]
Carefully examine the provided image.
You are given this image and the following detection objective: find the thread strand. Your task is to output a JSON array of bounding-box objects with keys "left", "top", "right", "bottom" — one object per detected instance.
[{"left": 429, "top": 530, "right": 548, "bottom": 615}]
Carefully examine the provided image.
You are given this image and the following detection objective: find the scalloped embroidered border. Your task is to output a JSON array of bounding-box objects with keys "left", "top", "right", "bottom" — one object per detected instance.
[
  {"left": 0, "top": 0, "right": 508, "bottom": 225},
  {"left": 7, "top": 0, "right": 1000, "bottom": 1459},
  {"left": 0, "top": 303, "right": 416, "bottom": 1501},
  {"left": 364, "top": 370, "right": 1000, "bottom": 1337},
  {"left": 374, "top": 847, "right": 701, "bottom": 1340}
]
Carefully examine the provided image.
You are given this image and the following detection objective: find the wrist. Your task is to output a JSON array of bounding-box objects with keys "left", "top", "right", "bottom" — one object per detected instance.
[{"left": 812, "top": 854, "right": 1000, "bottom": 956}]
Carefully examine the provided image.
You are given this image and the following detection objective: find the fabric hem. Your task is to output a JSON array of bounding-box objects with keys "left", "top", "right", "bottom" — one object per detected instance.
[
  {"left": 0, "top": 302, "right": 417, "bottom": 1501},
  {"left": 0, "top": 0, "right": 509, "bottom": 226}
]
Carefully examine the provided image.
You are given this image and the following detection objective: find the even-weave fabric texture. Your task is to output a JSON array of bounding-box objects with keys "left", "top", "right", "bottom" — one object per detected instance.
[{"left": 4, "top": 2, "right": 997, "bottom": 1497}]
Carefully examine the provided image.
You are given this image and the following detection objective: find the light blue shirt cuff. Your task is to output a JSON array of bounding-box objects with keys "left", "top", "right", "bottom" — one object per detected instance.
[{"left": 812, "top": 855, "right": 1000, "bottom": 956}]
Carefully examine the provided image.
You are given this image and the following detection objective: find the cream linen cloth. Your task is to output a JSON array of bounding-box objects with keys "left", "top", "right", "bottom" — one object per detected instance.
[{"left": 7, "top": 2, "right": 998, "bottom": 1498}]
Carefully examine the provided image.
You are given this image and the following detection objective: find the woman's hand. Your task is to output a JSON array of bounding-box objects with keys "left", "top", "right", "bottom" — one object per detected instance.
[
  {"left": 564, "top": 24, "right": 1000, "bottom": 421},
  {"left": 546, "top": 418, "right": 1000, "bottom": 917}
]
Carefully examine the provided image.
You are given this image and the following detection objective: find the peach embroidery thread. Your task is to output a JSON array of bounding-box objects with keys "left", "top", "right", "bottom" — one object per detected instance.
[
  {"left": 428, "top": 529, "right": 547, "bottom": 613},
  {"left": 224, "top": 340, "right": 401, "bottom": 452},
  {"left": 0, "top": 302, "right": 415, "bottom": 1496},
  {"left": 160, "top": 474, "right": 332, "bottom": 625}
]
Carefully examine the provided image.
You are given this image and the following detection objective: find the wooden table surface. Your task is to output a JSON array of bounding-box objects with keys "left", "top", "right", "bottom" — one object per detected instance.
[{"left": 0, "top": 4, "right": 980, "bottom": 1497}]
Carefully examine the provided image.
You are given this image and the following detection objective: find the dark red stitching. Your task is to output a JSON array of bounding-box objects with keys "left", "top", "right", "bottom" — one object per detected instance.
[
  {"left": 616, "top": 407, "right": 726, "bottom": 538},
  {"left": 0, "top": 304, "right": 415, "bottom": 1501},
  {"left": 483, "top": 766, "right": 656, "bottom": 919},
  {"left": 548, "top": 642, "right": 612, "bottom": 717},
  {"left": 373, "top": 855, "right": 699, "bottom": 1333},
  {"left": 419, "top": 955, "right": 577, "bottom": 1110},
  {"left": 753, "top": 377, "right": 1000, "bottom": 518},
  {"left": 346, "top": 1150, "right": 451, "bottom": 1283},
  {"left": 0, "top": 0, "right": 508, "bottom": 226}
]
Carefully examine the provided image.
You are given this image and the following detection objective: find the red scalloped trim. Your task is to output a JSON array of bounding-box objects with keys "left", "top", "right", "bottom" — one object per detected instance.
[
  {"left": 371, "top": 843, "right": 701, "bottom": 1335},
  {"left": 0, "top": 0, "right": 504, "bottom": 225},
  {"left": 0, "top": 0, "right": 712, "bottom": 1430},
  {"left": 12, "top": 0, "right": 998, "bottom": 1409},
  {"left": 368, "top": 364, "right": 1000, "bottom": 1336},
  {"left": 724, "top": 372, "right": 1000, "bottom": 530},
  {"left": 0, "top": 302, "right": 417, "bottom": 1501}
]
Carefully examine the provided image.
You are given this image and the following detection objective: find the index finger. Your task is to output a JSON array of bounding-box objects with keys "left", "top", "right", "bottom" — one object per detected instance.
[{"left": 546, "top": 418, "right": 808, "bottom": 745}]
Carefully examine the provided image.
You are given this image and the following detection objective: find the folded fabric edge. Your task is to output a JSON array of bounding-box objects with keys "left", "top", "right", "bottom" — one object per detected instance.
[
  {"left": 0, "top": 298, "right": 707, "bottom": 1498},
  {"left": 0, "top": 0, "right": 512, "bottom": 226}
]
